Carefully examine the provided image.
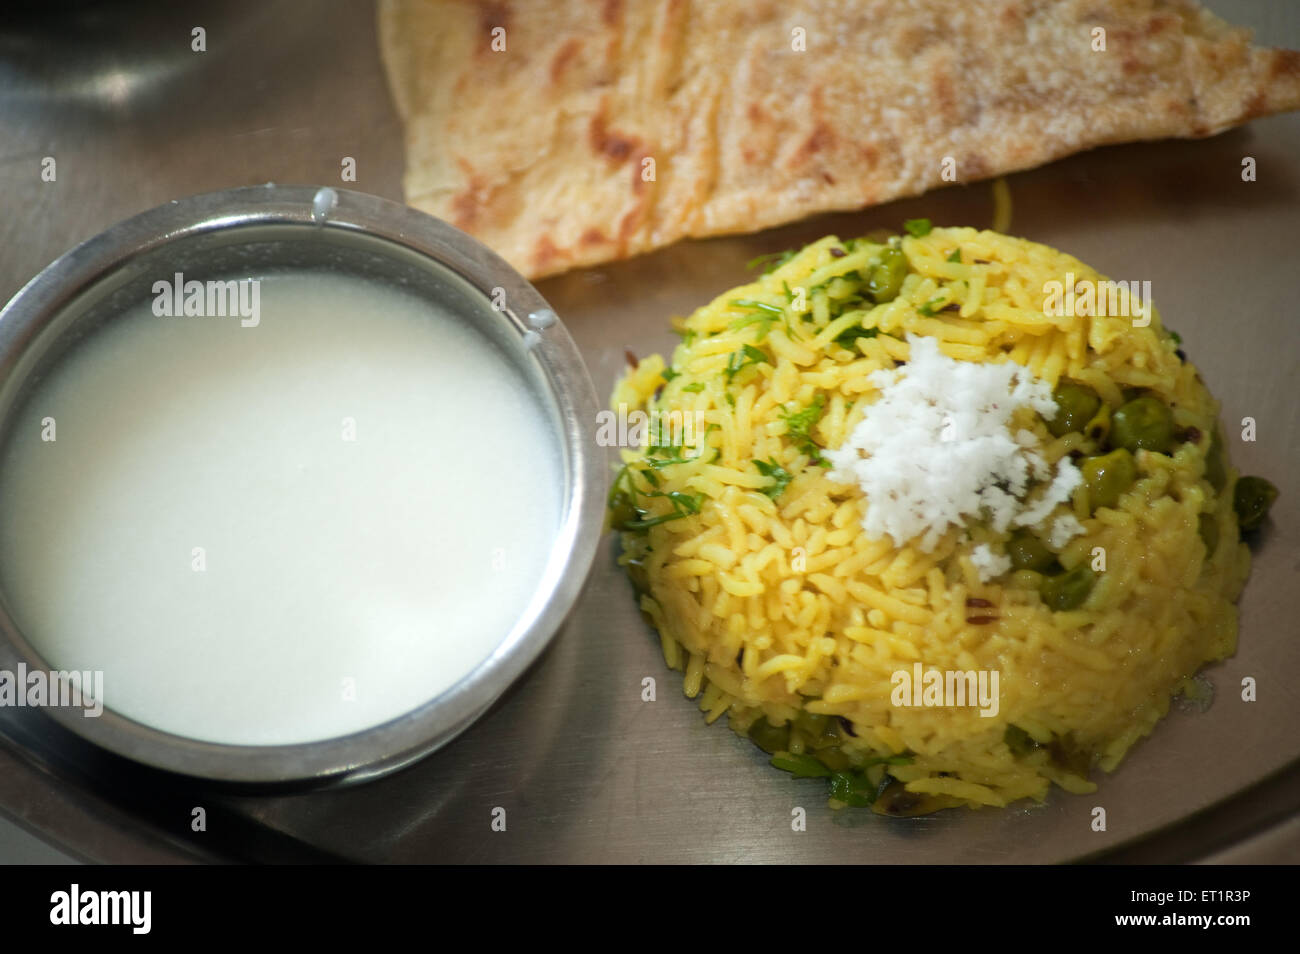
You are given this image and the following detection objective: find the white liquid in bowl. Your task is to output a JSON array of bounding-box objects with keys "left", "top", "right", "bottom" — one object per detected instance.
[{"left": 0, "top": 272, "right": 563, "bottom": 746}]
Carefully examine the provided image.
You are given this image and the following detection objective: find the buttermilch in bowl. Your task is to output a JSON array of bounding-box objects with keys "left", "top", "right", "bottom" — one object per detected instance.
[{"left": 0, "top": 270, "right": 563, "bottom": 747}]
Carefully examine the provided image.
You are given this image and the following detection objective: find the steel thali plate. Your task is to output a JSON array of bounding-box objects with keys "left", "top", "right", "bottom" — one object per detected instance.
[{"left": 0, "top": 0, "right": 1296, "bottom": 862}]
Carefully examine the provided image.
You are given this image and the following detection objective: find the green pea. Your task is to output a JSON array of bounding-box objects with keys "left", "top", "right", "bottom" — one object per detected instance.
[
  {"left": 1197, "top": 513, "right": 1219, "bottom": 555},
  {"left": 1007, "top": 531, "right": 1056, "bottom": 572},
  {"left": 1233, "top": 476, "right": 1278, "bottom": 532},
  {"left": 1204, "top": 431, "right": 1227, "bottom": 492},
  {"left": 747, "top": 717, "right": 790, "bottom": 755},
  {"left": 1080, "top": 448, "right": 1136, "bottom": 511},
  {"left": 1047, "top": 382, "right": 1101, "bottom": 438},
  {"left": 1038, "top": 563, "right": 1096, "bottom": 611},
  {"left": 794, "top": 711, "right": 831, "bottom": 738},
  {"left": 1046, "top": 733, "right": 1095, "bottom": 778},
  {"left": 1084, "top": 402, "right": 1111, "bottom": 445},
  {"left": 1108, "top": 395, "right": 1175, "bottom": 454},
  {"left": 864, "top": 247, "right": 907, "bottom": 303},
  {"left": 1004, "top": 725, "right": 1040, "bottom": 757}
]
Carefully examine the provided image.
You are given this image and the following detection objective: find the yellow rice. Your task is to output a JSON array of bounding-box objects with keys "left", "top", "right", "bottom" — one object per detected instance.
[{"left": 611, "top": 227, "right": 1251, "bottom": 811}]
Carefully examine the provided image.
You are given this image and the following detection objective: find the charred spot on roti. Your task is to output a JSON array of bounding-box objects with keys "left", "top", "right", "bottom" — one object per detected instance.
[
  {"left": 589, "top": 107, "right": 642, "bottom": 164},
  {"left": 532, "top": 235, "right": 565, "bottom": 273},
  {"left": 893, "top": 22, "right": 937, "bottom": 58},
  {"left": 475, "top": 0, "right": 511, "bottom": 54},
  {"left": 550, "top": 37, "right": 583, "bottom": 84},
  {"left": 601, "top": 0, "right": 622, "bottom": 28},
  {"left": 962, "top": 153, "right": 990, "bottom": 180},
  {"left": 630, "top": 153, "right": 651, "bottom": 195},
  {"left": 617, "top": 204, "right": 643, "bottom": 242},
  {"left": 599, "top": 34, "right": 621, "bottom": 85},
  {"left": 450, "top": 158, "right": 494, "bottom": 231},
  {"left": 1145, "top": 11, "right": 1179, "bottom": 38},
  {"left": 788, "top": 122, "right": 835, "bottom": 171},
  {"left": 930, "top": 67, "right": 959, "bottom": 124},
  {"left": 1270, "top": 48, "right": 1300, "bottom": 81},
  {"left": 1242, "top": 90, "right": 1270, "bottom": 121},
  {"left": 451, "top": 190, "right": 479, "bottom": 231}
]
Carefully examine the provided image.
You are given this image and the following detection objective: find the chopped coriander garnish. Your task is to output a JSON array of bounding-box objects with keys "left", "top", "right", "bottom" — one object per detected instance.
[
  {"left": 745, "top": 249, "right": 798, "bottom": 275},
  {"left": 917, "top": 297, "right": 946, "bottom": 317},
  {"left": 781, "top": 395, "right": 826, "bottom": 464},
  {"left": 782, "top": 397, "right": 822, "bottom": 439},
  {"left": 1168, "top": 329, "right": 1182, "bottom": 346},
  {"left": 645, "top": 443, "right": 681, "bottom": 461},
  {"left": 835, "top": 324, "right": 879, "bottom": 349},
  {"left": 732, "top": 299, "right": 784, "bottom": 316},
  {"left": 607, "top": 463, "right": 706, "bottom": 533},
  {"left": 729, "top": 299, "right": 789, "bottom": 342},
  {"left": 854, "top": 753, "right": 915, "bottom": 771},
  {"left": 621, "top": 493, "right": 702, "bottom": 530},
  {"left": 728, "top": 313, "right": 770, "bottom": 338},
  {"left": 660, "top": 368, "right": 680, "bottom": 382},
  {"left": 754, "top": 458, "right": 793, "bottom": 499},
  {"left": 681, "top": 381, "right": 705, "bottom": 393},
  {"left": 947, "top": 248, "right": 962, "bottom": 263},
  {"left": 724, "top": 343, "right": 768, "bottom": 383},
  {"left": 770, "top": 752, "right": 831, "bottom": 778},
  {"left": 645, "top": 455, "right": 689, "bottom": 470},
  {"left": 903, "top": 218, "right": 933, "bottom": 237},
  {"left": 664, "top": 490, "right": 702, "bottom": 511}
]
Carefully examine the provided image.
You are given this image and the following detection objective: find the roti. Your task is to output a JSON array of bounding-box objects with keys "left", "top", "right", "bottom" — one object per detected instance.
[{"left": 379, "top": 0, "right": 1300, "bottom": 279}]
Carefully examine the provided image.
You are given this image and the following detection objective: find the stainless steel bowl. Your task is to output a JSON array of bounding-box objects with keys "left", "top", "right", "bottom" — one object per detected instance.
[{"left": 0, "top": 184, "right": 605, "bottom": 785}]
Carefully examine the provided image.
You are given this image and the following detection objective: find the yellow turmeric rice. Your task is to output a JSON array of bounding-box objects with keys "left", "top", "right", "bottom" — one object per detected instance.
[{"left": 609, "top": 225, "right": 1266, "bottom": 813}]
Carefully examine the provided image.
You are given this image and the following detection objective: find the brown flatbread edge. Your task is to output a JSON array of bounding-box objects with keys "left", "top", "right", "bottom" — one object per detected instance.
[{"left": 379, "top": 0, "right": 1300, "bottom": 281}]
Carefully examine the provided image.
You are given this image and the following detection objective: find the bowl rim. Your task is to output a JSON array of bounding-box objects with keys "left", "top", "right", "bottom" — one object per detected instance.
[{"left": 0, "top": 184, "right": 605, "bottom": 784}]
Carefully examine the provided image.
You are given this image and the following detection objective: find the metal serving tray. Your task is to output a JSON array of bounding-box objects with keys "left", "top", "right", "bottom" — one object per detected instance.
[{"left": 0, "top": 0, "right": 1296, "bottom": 862}]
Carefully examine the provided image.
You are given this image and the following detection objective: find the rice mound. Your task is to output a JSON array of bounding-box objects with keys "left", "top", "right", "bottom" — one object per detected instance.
[{"left": 610, "top": 227, "right": 1251, "bottom": 812}]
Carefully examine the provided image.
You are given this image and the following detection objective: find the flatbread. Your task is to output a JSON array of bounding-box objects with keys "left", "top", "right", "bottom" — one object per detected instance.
[{"left": 379, "top": 0, "right": 1300, "bottom": 279}]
